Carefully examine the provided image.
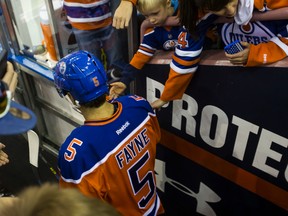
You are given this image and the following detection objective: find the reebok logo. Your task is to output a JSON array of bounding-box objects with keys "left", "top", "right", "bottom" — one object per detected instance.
[{"left": 116, "top": 121, "right": 130, "bottom": 135}]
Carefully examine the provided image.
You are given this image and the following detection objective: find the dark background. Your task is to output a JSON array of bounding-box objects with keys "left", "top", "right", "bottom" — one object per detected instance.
[{"left": 0, "top": 134, "right": 58, "bottom": 196}]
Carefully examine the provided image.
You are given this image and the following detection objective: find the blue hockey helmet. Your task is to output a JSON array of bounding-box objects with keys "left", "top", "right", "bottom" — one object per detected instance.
[{"left": 53, "top": 50, "right": 108, "bottom": 104}]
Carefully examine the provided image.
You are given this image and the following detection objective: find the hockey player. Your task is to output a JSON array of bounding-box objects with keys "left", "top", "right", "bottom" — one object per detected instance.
[{"left": 53, "top": 50, "right": 164, "bottom": 216}]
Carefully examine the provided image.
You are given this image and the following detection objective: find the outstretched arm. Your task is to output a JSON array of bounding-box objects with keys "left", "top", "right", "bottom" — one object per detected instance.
[{"left": 245, "top": 37, "right": 288, "bottom": 67}]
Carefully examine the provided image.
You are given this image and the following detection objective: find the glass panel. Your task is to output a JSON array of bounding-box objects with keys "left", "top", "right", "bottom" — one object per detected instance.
[
  {"left": 10, "top": 0, "right": 44, "bottom": 50},
  {"left": 9, "top": 0, "right": 78, "bottom": 68}
]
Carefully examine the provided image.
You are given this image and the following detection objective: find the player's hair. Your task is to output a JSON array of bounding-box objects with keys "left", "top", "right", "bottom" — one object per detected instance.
[
  {"left": 179, "top": 0, "right": 230, "bottom": 37},
  {"left": 137, "top": 0, "right": 170, "bottom": 13},
  {"left": 0, "top": 183, "right": 120, "bottom": 216},
  {"left": 82, "top": 93, "right": 107, "bottom": 108}
]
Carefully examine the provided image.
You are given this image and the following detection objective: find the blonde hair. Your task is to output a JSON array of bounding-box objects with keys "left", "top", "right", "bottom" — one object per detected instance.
[
  {"left": 137, "top": 0, "right": 170, "bottom": 13},
  {"left": 0, "top": 183, "right": 120, "bottom": 216}
]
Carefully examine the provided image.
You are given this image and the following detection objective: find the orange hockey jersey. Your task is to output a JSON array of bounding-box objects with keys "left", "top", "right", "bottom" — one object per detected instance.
[
  {"left": 63, "top": 0, "right": 112, "bottom": 30},
  {"left": 58, "top": 95, "right": 164, "bottom": 216},
  {"left": 220, "top": 0, "right": 288, "bottom": 67}
]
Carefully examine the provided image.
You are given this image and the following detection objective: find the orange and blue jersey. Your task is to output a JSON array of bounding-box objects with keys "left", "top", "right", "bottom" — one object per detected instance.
[
  {"left": 160, "top": 13, "right": 218, "bottom": 101},
  {"left": 161, "top": 0, "right": 288, "bottom": 100},
  {"left": 120, "top": 1, "right": 180, "bottom": 87},
  {"left": 254, "top": 0, "right": 286, "bottom": 11},
  {"left": 58, "top": 95, "right": 164, "bottom": 216},
  {"left": 63, "top": 0, "right": 112, "bottom": 30},
  {"left": 130, "top": 0, "right": 179, "bottom": 70},
  {"left": 120, "top": 24, "right": 183, "bottom": 88},
  {"left": 130, "top": 26, "right": 182, "bottom": 70},
  {"left": 126, "top": 12, "right": 217, "bottom": 102},
  {"left": 219, "top": 0, "right": 288, "bottom": 67}
]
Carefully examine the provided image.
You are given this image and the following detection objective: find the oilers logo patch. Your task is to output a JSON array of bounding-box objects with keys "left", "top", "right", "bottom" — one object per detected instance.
[
  {"left": 239, "top": 23, "right": 254, "bottom": 34},
  {"left": 221, "top": 21, "right": 274, "bottom": 45},
  {"left": 163, "top": 40, "right": 178, "bottom": 50},
  {"left": 59, "top": 62, "right": 66, "bottom": 75}
]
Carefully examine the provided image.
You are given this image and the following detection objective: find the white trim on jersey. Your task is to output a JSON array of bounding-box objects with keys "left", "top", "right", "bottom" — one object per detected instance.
[
  {"left": 144, "top": 30, "right": 155, "bottom": 37},
  {"left": 67, "top": 13, "right": 111, "bottom": 23},
  {"left": 143, "top": 195, "right": 161, "bottom": 216},
  {"left": 61, "top": 114, "right": 154, "bottom": 184},
  {"left": 170, "top": 61, "right": 198, "bottom": 74},
  {"left": 138, "top": 43, "right": 157, "bottom": 56},
  {"left": 64, "top": 0, "right": 110, "bottom": 8},
  {"left": 140, "top": 43, "right": 157, "bottom": 51},
  {"left": 270, "top": 37, "right": 288, "bottom": 56},
  {"left": 175, "top": 47, "right": 203, "bottom": 58},
  {"left": 138, "top": 50, "right": 154, "bottom": 56}
]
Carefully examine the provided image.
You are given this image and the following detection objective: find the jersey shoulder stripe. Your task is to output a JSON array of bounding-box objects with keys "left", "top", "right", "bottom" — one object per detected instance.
[{"left": 58, "top": 95, "right": 158, "bottom": 181}]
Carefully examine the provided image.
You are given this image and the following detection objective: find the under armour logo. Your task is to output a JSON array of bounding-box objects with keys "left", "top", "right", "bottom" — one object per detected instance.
[{"left": 155, "top": 159, "right": 221, "bottom": 216}]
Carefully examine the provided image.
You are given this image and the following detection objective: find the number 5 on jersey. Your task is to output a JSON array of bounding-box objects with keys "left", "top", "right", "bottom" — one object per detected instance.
[
  {"left": 128, "top": 151, "right": 155, "bottom": 208},
  {"left": 64, "top": 138, "right": 83, "bottom": 162}
]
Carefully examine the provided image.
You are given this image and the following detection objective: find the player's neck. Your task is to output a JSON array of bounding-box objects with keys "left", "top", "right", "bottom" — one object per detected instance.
[{"left": 81, "top": 102, "right": 115, "bottom": 121}]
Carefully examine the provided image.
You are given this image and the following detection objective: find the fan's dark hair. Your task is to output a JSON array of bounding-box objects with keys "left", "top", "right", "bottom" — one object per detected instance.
[{"left": 178, "top": 0, "right": 230, "bottom": 37}]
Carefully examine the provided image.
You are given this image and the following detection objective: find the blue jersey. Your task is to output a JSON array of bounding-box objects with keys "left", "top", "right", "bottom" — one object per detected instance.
[
  {"left": 130, "top": 0, "right": 180, "bottom": 70},
  {"left": 160, "top": 13, "right": 218, "bottom": 101},
  {"left": 58, "top": 95, "right": 164, "bottom": 216},
  {"left": 130, "top": 25, "right": 183, "bottom": 71}
]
